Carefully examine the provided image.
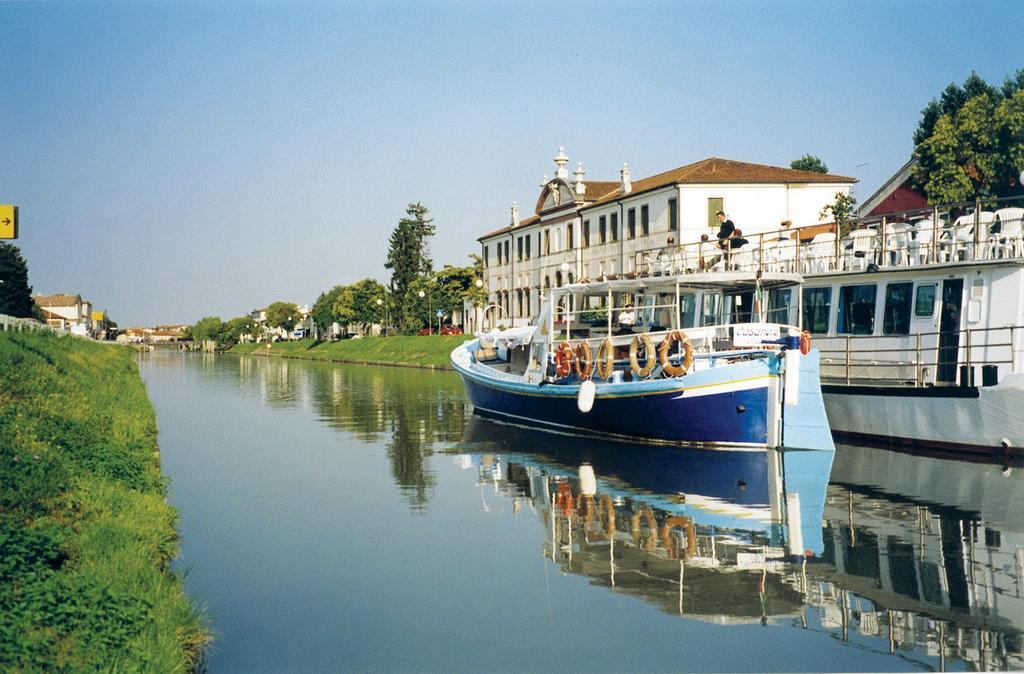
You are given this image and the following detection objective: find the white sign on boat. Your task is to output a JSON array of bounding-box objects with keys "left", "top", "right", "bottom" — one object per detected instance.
[{"left": 733, "top": 324, "right": 780, "bottom": 347}]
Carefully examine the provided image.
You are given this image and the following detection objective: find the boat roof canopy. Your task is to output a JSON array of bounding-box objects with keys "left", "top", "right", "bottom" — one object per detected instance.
[{"left": 560, "top": 271, "right": 803, "bottom": 295}]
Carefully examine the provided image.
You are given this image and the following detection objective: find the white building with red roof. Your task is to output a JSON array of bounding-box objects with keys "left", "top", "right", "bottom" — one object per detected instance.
[{"left": 476, "top": 149, "right": 856, "bottom": 328}]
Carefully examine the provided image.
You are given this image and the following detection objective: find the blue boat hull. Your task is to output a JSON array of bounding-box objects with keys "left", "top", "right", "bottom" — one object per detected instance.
[{"left": 455, "top": 356, "right": 775, "bottom": 447}]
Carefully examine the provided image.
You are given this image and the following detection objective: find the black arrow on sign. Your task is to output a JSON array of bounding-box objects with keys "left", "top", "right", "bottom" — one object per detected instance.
[{"left": 1, "top": 218, "right": 10, "bottom": 227}]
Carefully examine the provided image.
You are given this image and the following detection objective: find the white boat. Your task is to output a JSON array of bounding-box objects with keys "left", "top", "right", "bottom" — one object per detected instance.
[
  {"left": 451, "top": 272, "right": 834, "bottom": 450},
  {"left": 629, "top": 197, "right": 1024, "bottom": 457}
]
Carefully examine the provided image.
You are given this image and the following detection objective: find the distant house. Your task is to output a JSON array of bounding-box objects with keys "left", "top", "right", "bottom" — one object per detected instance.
[
  {"left": 857, "top": 158, "right": 928, "bottom": 218},
  {"left": 34, "top": 294, "right": 93, "bottom": 335}
]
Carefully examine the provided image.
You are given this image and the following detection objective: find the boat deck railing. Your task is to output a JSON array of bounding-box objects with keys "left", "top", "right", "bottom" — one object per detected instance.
[
  {"left": 563, "top": 195, "right": 1024, "bottom": 282},
  {"left": 813, "top": 324, "right": 1024, "bottom": 387}
]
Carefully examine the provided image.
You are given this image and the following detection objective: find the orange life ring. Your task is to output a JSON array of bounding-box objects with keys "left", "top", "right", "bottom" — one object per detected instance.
[
  {"left": 555, "top": 341, "right": 574, "bottom": 378},
  {"left": 800, "top": 330, "right": 811, "bottom": 355},
  {"left": 574, "top": 340, "right": 593, "bottom": 381},
  {"left": 660, "top": 515, "right": 698, "bottom": 559},
  {"left": 595, "top": 338, "right": 615, "bottom": 380},
  {"left": 658, "top": 330, "right": 694, "bottom": 377},
  {"left": 630, "top": 334, "right": 657, "bottom": 378}
]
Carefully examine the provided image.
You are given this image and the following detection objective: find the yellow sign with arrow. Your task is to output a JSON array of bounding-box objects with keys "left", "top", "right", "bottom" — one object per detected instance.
[{"left": 0, "top": 205, "right": 18, "bottom": 239}]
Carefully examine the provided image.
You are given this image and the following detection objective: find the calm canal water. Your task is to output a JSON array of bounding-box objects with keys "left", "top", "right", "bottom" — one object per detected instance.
[{"left": 139, "top": 351, "right": 1024, "bottom": 672}]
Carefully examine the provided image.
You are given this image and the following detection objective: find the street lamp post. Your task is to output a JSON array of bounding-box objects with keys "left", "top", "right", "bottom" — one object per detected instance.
[
  {"left": 418, "top": 288, "right": 430, "bottom": 334},
  {"left": 375, "top": 297, "right": 386, "bottom": 336}
]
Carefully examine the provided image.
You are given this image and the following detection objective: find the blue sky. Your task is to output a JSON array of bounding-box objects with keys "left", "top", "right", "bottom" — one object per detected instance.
[{"left": 2, "top": 1, "right": 1022, "bottom": 326}]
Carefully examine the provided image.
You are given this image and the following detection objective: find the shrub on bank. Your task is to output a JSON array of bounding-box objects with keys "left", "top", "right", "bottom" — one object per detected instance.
[{"left": 0, "top": 331, "right": 208, "bottom": 671}]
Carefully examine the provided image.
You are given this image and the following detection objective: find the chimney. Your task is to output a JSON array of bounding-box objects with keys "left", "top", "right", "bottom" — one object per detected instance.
[
  {"left": 511, "top": 202, "right": 520, "bottom": 228},
  {"left": 620, "top": 163, "right": 632, "bottom": 194},
  {"left": 573, "top": 162, "right": 586, "bottom": 196},
  {"left": 554, "top": 146, "right": 569, "bottom": 180}
]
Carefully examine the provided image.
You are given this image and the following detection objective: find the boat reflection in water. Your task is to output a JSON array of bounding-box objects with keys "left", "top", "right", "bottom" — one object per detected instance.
[
  {"left": 811, "top": 443, "right": 1024, "bottom": 671},
  {"left": 455, "top": 419, "right": 1024, "bottom": 670},
  {"left": 455, "top": 416, "right": 834, "bottom": 625}
]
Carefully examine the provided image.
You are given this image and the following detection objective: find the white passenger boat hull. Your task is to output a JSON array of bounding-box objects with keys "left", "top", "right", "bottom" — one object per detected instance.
[{"left": 823, "top": 374, "right": 1024, "bottom": 456}]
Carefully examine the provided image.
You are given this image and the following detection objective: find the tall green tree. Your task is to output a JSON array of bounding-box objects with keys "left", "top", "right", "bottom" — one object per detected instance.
[
  {"left": 311, "top": 285, "right": 348, "bottom": 331},
  {"left": 265, "top": 302, "right": 301, "bottom": 332},
  {"left": 912, "top": 70, "right": 1024, "bottom": 202},
  {"left": 385, "top": 202, "right": 436, "bottom": 331},
  {"left": 190, "top": 316, "right": 225, "bottom": 343},
  {"left": 790, "top": 154, "right": 829, "bottom": 173},
  {"left": 0, "top": 242, "right": 35, "bottom": 318}
]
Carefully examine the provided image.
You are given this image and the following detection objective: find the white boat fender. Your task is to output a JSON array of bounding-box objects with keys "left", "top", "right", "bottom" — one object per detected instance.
[
  {"left": 578, "top": 463, "right": 597, "bottom": 496},
  {"left": 577, "top": 379, "right": 596, "bottom": 413}
]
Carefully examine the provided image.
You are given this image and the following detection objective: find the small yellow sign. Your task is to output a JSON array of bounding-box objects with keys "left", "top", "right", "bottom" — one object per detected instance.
[{"left": 0, "top": 205, "right": 18, "bottom": 239}]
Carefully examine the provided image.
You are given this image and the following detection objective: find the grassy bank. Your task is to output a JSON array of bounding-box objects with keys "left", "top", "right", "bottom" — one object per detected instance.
[
  {"left": 229, "top": 334, "right": 469, "bottom": 369},
  {"left": 0, "top": 331, "right": 208, "bottom": 671}
]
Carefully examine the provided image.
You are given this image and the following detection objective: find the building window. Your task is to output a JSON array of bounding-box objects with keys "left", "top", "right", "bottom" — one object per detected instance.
[
  {"left": 599, "top": 215, "right": 607, "bottom": 244},
  {"left": 627, "top": 208, "right": 636, "bottom": 238},
  {"left": 483, "top": 245, "right": 489, "bottom": 267},
  {"left": 707, "top": 197, "right": 723, "bottom": 228},
  {"left": 837, "top": 284, "right": 877, "bottom": 335},
  {"left": 802, "top": 287, "right": 832, "bottom": 334},
  {"left": 517, "top": 237, "right": 523, "bottom": 261},
  {"left": 883, "top": 282, "right": 913, "bottom": 335},
  {"left": 544, "top": 229, "right": 551, "bottom": 256},
  {"left": 610, "top": 213, "right": 619, "bottom": 242},
  {"left": 525, "top": 235, "right": 531, "bottom": 259},
  {"left": 668, "top": 198, "right": 678, "bottom": 233},
  {"left": 503, "top": 240, "right": 509, "bottom": 263},
  {"left": 567, "top": 223, "right": 574, "bottom": 249},
  {"left": 583, "top": 220, "right": 590, "bottom": 248},
  {"left": 641, "top": 205, "right": 649, "bottom": 236}
]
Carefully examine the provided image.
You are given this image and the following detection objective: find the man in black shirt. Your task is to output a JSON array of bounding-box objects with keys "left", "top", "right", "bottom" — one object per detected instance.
[{"left": 715, "top": 211, "right": 735, "bottom": 248}]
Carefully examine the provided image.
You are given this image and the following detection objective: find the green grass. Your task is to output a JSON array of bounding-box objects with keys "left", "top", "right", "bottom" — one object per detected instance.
[
  {"left": 229, "top": 334, "right": 469, "bottom": 369},
  {"left": 0, "top": 330, "right": 208, "bottom": 672}
]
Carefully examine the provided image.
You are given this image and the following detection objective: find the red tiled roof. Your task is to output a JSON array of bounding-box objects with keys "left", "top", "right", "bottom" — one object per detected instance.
[
  {"left": 478, "top": 157, "right": 857, "bottom": 240},
  {"left": 34, "top": 293, "right": 82, "bottom": 308},
  {"left": 582, "top": 157, "right": 857, "bottom": 210}
]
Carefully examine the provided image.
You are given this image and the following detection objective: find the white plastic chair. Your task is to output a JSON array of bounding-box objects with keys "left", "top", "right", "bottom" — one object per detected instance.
[
  {"left": 847, "top": 229, "right": 878, "bottom": 270},
  {"left": 910, "top": 219, "right": 947, "bottom": 263},
  {"left": 882, "top": 222, "right": 912, "bottom": 266},
  {"left": 774, "top": 238, "right": 798, "bottom": 273},
  {"left": 950, "top": 212, "right": 997, "bottom": 260},
  {"left": 803, "top": 233, "right": 836, "bottom": 273},
  {"left": 995, "top": 207, "right": 1024, "bottom": 258},
  {"left": 759, "top": 240, "right": 779, "bottom": 272}
]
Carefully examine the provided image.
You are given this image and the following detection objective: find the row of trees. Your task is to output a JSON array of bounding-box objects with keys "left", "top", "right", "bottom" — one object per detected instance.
[{"left": 190, "top": 302, "right": 302, "bottom": 347}]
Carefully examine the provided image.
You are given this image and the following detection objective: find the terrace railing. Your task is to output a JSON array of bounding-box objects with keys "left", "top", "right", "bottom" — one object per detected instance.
[{"left": 813, "top": 324, "right": 1023, "bottom": 387}]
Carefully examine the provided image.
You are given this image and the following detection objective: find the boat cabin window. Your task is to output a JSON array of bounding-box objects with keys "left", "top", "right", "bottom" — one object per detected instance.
[
  {"left": 837, "top": 284, "right": 877, "bottom": 335},
  {"left": 882, "top": 282, "right": 913, "bottom": 335},
  {"left": 729, "top": 291, "right": 755, "bottom": 324},
  {"left": 679, "top": 292, "right": 697, "bottom": 329},
  {"left": 701, "top": 293, "right": 722, "bottom": 327},
  {"left": 766, "top": 288, "right": 792, "bottom": 324},
  {"left": 802, "top": 287, "right": 832, "bottom": 334},
  {"left": 915, "top": 284, "right": 937, "bottom": 318}
]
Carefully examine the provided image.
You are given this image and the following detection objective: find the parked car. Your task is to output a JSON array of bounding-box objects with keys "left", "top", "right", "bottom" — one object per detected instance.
[
  {"left": 440, "top": 325, "right": 463, "bottom": 335},
  {"left": 417, "top": 327, "right": 434, "bottom": 336}
]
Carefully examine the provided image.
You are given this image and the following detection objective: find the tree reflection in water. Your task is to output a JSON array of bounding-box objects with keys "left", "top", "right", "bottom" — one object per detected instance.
[{"left": 235, "top": 355, "right": 470, "bottom": 510}]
